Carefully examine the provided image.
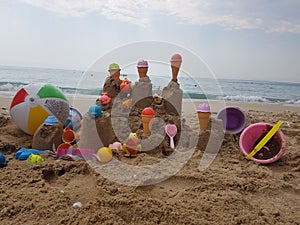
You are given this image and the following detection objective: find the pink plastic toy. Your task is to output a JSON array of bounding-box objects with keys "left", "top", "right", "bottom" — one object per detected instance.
[
  {"left": 165, "top": 124, "right": 177, "bottom": 149},
  {"left": 239, "top": 122, "right": 286, "bottom": 164},
  {"left": 99, "top": 92, "right": 111, "bottom": 105}
]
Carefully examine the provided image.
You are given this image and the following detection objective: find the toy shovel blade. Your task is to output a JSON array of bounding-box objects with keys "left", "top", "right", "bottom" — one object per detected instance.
[{"left": 165, "top": 124, "right": 177, "bottom": 149}]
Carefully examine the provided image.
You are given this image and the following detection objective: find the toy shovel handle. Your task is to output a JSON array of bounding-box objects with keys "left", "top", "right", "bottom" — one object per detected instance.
[{"left": 170, "top": 137, "right": 175, "bottom": 149}]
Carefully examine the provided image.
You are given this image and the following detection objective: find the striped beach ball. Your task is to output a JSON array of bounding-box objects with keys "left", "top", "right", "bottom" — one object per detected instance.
[{"left": 10, "top": 83, "right": 69, "bottom": 135}]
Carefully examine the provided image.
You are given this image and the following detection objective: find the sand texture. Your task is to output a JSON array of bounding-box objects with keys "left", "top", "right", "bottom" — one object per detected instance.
[{"left": 0, "top": 104, "right": 299, "bottom": 225}]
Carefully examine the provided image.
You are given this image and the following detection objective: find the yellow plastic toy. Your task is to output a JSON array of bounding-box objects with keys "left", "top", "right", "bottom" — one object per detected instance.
[
  {"left": 27, "top": 153, "right": 44, "bottom": 165},
  {"left": 97, "top": 147, "right": 113, "bottom": 163},
  {"left": 122, "top": 132, "right": 142, "bottom": 157}
]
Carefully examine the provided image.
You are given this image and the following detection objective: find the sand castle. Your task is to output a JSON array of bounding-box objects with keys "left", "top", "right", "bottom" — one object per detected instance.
[
  {"left": 78, "top": 55, "right": 187, "bottom": 156},
  {"left": 162, "top": 53, "right": 183, "bottom": 116},
  {"left": 28, "top": 54, "right": 246, "bottom": 162}
]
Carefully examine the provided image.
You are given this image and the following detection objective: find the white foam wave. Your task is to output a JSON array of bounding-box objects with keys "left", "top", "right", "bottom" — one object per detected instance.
[
  {"left": 0, "top": 83, "right": 23, "bottom": 92},
  {"left": 285, "top": 99, "right": 300, "bottom": 105},
  {"left": 218, "top": 95, "right": 270, "bottom": 103}
]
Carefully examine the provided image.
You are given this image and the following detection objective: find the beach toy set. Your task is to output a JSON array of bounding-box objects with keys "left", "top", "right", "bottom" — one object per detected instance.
[
  {"left": 15, "top": 148, "right": 45, "bottom": 160},
  {"left": 73, "top": 103, "right": 115, "bottom": 162},
  {"left": 55, "top": 107, "right": 96, "bottom": 161},
  {"left": 197, "top": 103, "right": 286, "bottom": 164},
  {"left": 56, "top": 127, "right": 80, "bottom": 160},
  {"left": 142, "top": 106, "right": 178, "bottom": 150},
  {"left": 32, "top": 107, "right": 82, "bottom": 154},
  {"left": 15, "top": 148, "right": 46, "bottom": 165}
]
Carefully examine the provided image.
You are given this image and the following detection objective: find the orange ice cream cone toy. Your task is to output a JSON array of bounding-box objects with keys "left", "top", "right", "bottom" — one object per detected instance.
[{"left": 141, "top": 107, "right": 155, "bottom": 135}]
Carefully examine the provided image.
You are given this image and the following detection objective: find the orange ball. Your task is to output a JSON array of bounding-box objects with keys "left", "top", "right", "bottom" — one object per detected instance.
[{"left": 97, "top": 147, "right": 112, "bottom": 163}]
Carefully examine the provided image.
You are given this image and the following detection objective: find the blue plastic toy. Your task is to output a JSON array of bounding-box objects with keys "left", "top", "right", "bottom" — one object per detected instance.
[
  {"left": 15, "top": 148, "right": 45, "bottom": 160},
  {"left": 0, "top": 152, "right": 7, "bottom": 167}
]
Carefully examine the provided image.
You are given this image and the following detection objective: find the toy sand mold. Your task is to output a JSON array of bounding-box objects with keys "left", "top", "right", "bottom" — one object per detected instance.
[
  {"left": 78, "top": 112, "right": 115, "bottom": 151},
  {"left": 32, "top": 116, "right": 64, "bottom": 150}
]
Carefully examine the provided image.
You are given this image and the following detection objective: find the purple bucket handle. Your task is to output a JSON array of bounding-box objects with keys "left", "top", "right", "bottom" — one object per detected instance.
[{"left": 216, "top": 106, "right": 247, "bottom": 134}]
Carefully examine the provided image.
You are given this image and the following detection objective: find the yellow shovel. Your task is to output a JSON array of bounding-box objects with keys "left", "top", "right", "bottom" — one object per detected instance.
[{"left": 246, "top": 121, "right": 283, "bottom": 160}]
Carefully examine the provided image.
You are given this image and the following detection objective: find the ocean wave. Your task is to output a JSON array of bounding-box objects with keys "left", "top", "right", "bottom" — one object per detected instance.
[
  {"left": 284, "top": 98, "right": 300, "bottom": 105},
  {"left": 0, "top": 82, "right": 28, "bottom": 91},
  {"left": 0, "top": 81, "right": 299, "bottom": 105},
  {"left": 60, "top": 87, "right": 100, "bottom": 96},
  {"left": 218, "top": 95, "right": 271, "bottom": 103}
]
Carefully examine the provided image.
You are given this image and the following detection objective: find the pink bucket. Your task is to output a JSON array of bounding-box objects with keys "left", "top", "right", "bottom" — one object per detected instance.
[{"left": 239, "top": 123, "right": 286, "bottom": 164}]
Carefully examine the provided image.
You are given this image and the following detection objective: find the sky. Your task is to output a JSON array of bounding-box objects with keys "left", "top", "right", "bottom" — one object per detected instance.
[{"left": 0, "top": 0, "right": 300, "bottom": 83}]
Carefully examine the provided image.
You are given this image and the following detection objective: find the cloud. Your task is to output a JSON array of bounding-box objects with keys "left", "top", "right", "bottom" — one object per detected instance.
[
  {"left": 21, "top": 0, "right": 104, "bottom": 16},
  {"left": 266, "top": 21, "right": 300, "bottom": 34},
  {"left": 100, "top": 0, "right": 149, "bottom": 27},
  {"left": 21, "top": 0, "right": 300, "bottom": 33}
]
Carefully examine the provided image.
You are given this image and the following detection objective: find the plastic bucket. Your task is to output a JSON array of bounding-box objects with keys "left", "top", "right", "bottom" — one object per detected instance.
[
  {"left": 216, "top": 106, "right": 247, "bottom": 134},
  {"left": 56, "top": 143, "right": 72, "bottom": 158},
  {"left": 62, "top": 128, "right": 76, "bottom": 143},
  {"left": 239, "top": 123, "right": 286, "bottom": 164}
]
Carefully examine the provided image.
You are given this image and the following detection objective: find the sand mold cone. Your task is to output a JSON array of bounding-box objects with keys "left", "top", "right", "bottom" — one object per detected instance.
[
  {"left": 197, "top": 103, "right": 211, "bottom": 131},
  {"left": 141, "top": 107, "right": 155, "bottom": 135}
]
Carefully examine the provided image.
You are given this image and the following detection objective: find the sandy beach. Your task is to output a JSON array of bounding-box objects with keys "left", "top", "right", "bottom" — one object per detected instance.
[{"left": 0, "top": 94, "right": 299, "bottom": 225}]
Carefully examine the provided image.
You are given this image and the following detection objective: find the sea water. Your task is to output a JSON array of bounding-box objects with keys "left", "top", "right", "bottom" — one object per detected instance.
[{"left": 0, "top": 65, "right": 299, "bottom": 105}]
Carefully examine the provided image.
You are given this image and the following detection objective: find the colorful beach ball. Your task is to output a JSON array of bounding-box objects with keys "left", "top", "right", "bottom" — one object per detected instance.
[{"left": 10, "top": 83, "right": 69, "bottom": 135}]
